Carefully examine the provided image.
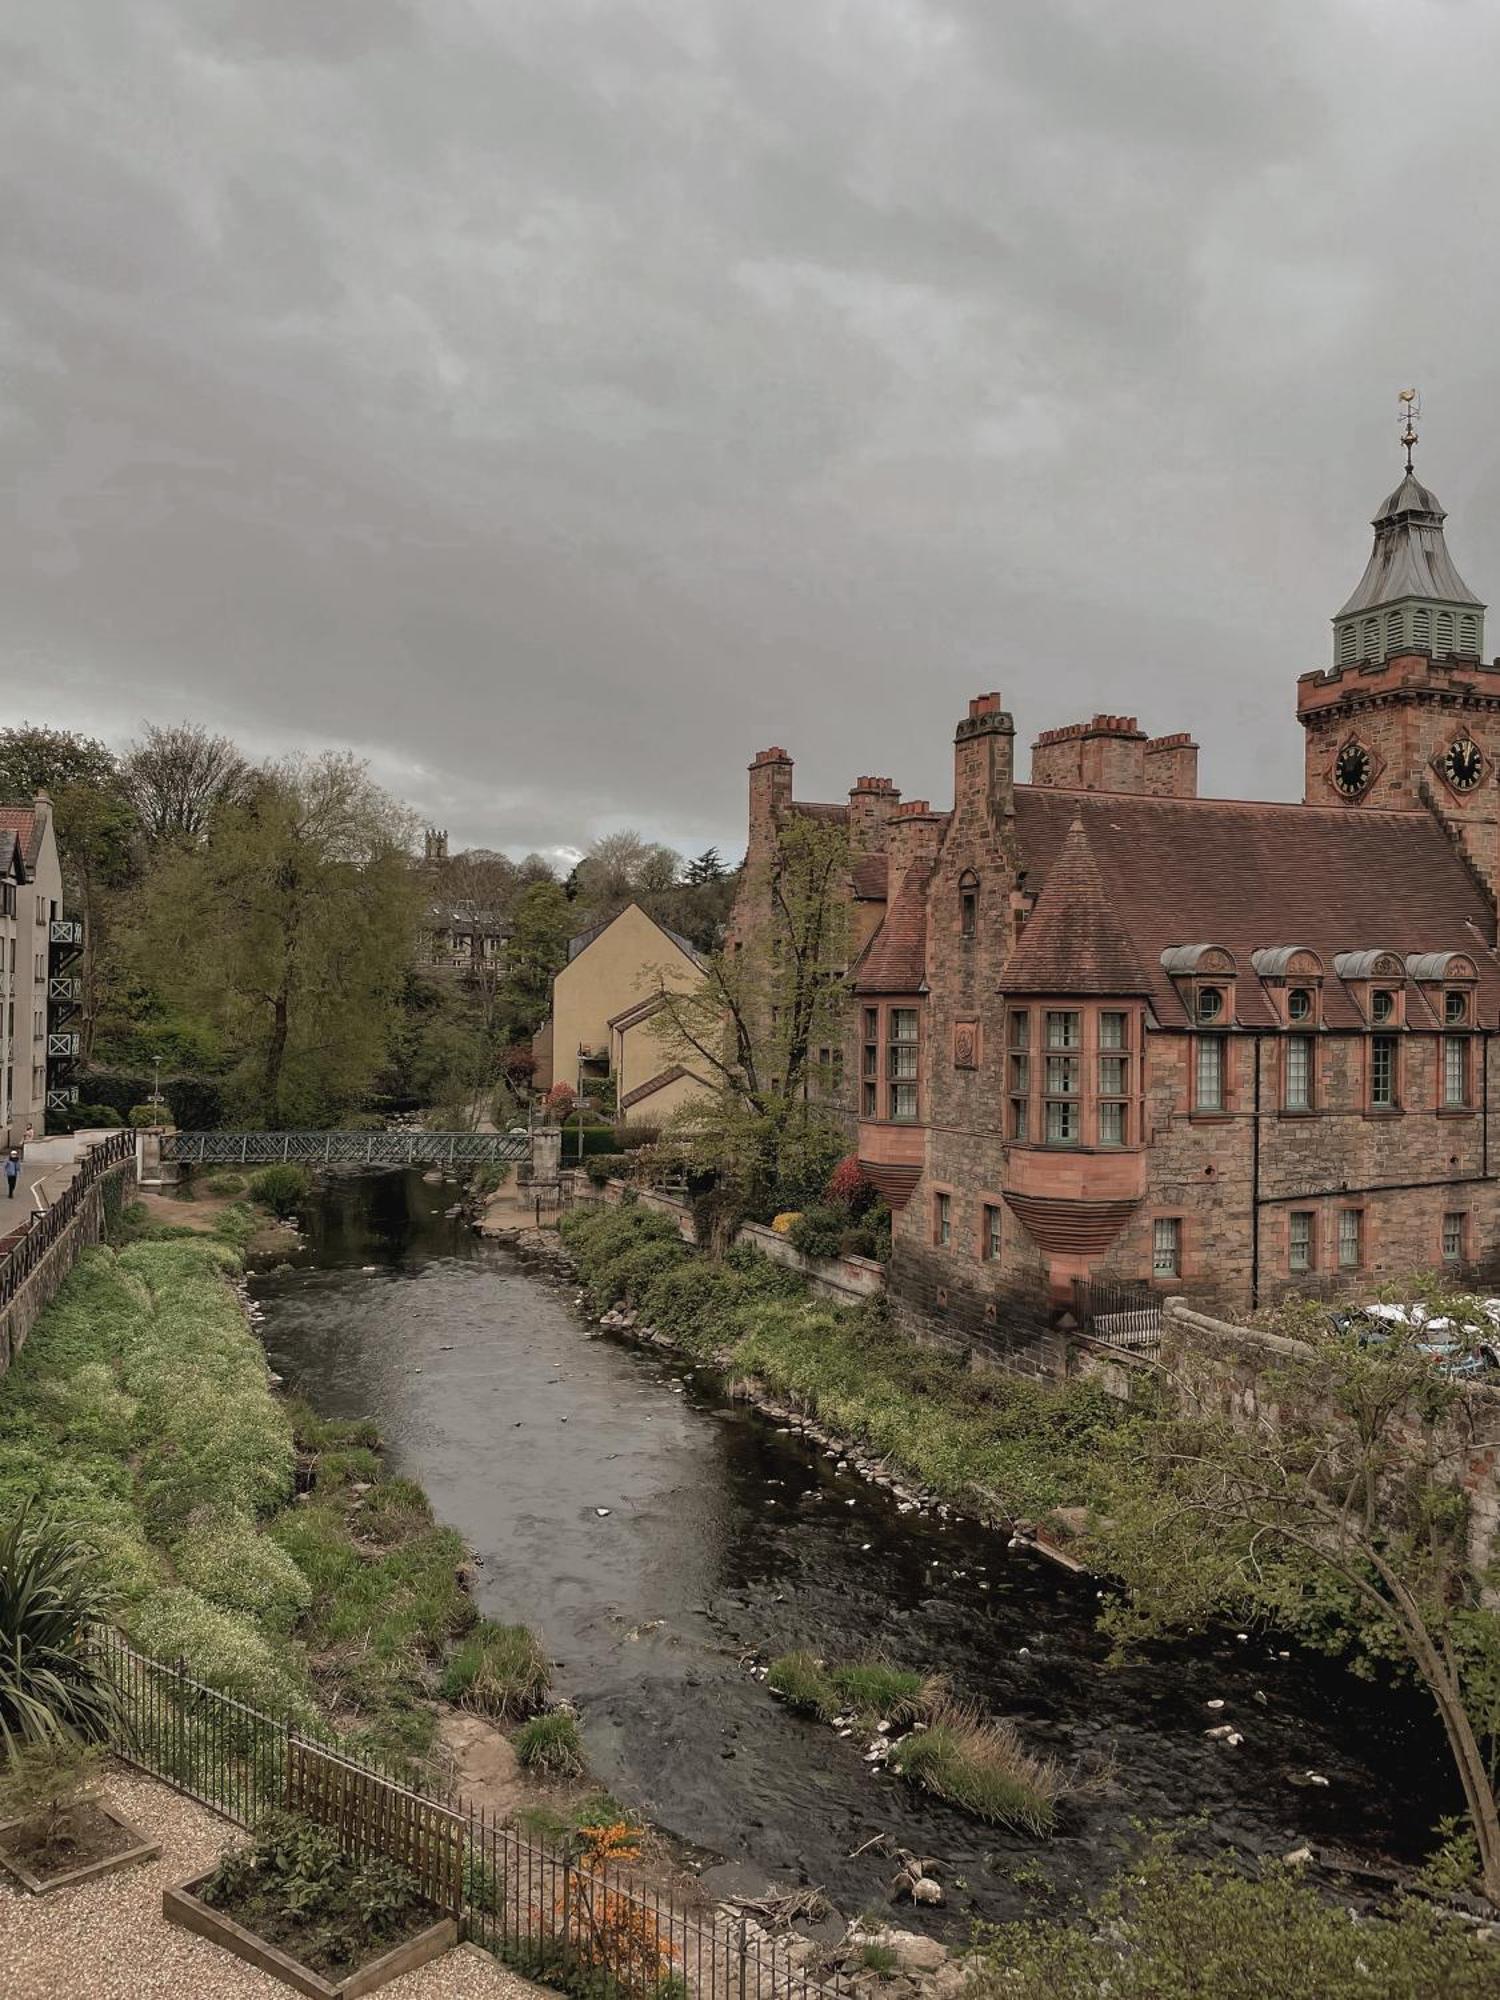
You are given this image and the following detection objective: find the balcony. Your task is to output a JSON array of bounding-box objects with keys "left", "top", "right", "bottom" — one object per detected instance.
[
  {"left": 47, "top": 1030, "right": 82, "bottom": 1061},
  {"left": 48, "top": 974, "right": 83, "bottom": 1005},
  {"left": 49, "top": 918, "right": 84, "bottom": 948}
]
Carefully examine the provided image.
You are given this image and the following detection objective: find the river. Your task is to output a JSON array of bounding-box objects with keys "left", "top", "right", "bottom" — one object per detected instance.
[{"left": 249, "top": 1170, "right": 1455, "bottom": 1932}]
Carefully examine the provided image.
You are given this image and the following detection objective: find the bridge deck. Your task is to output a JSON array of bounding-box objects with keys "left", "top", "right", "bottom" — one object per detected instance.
[{"left": 161, "top": 1131, "right": 531, "bottom": 1166}]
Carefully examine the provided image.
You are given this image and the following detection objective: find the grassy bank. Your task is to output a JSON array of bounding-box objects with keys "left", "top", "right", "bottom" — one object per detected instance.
[
  {"left": 0, "top": 1232, "right": 548, "bottom": 1768},
  {"left": 558, "top": 1200, "right": 1135, "bottom": 1519}
]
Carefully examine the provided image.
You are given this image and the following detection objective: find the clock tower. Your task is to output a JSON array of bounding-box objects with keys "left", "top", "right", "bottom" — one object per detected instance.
[{"left": 1298, "top": 412, "right": 1500, "bottom": 868}]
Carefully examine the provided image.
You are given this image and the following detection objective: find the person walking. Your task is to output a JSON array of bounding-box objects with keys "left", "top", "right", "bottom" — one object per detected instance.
[{"left": 4, "top": 1152, "right": 19, "bottom": 1200}]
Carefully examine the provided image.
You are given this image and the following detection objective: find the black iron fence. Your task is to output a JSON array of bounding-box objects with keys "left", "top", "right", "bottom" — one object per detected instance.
[
  {"left": 1070, "top": 1276, "right": 1163, "bottom": 1357},
  {"left": 97, "top": 1630, "right": 853, "bottom": 2000},
  {"left": 0, "top": 1129, "right": 134, "bottom": 1310}
]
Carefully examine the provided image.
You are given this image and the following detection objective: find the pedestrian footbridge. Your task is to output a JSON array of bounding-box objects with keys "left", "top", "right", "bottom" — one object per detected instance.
[{"left": 159, "top": 1130, "right": 532, "bottom": 1168}]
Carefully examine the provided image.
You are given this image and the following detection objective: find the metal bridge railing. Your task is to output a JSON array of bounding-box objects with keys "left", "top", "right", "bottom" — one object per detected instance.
[{"left": 160, "top": 1130, "right": 530, "bottom": 1167}]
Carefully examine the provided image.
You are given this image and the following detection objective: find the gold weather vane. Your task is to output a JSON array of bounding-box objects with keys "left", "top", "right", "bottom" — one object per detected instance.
[{"left": 1398, "top": 387, "right": 1421, "bottom": 474}]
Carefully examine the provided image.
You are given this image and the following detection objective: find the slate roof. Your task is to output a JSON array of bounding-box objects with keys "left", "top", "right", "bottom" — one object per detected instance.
[
  {"left": 1003, "top": 816, "right": 1151, "bottom": 996},
  {"left": 792, "top": 801, "right": 850, "bottom": 825},
  {"left": 1336, "top": 472, "right": 1484, "bottom": 616},
  {"left": 851, "top": 853, "right": 889, "bottom": 900},
  {"left": 566, "top": 903, "right": 704, "bottom": 968},
  {"left": 1012, "top": 786, "right": 1500, "bottom": 1029},
  {"left": 852, "top": 860, "right": 932, "bottom": 995}
]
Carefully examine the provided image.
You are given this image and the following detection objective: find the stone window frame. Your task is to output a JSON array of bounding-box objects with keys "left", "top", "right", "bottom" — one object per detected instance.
[
  {"left": 1337, "top": 1205, "right": 1364, "bottom": 1271},
  {"left": 1150, "top": 1212, "right": 1183, "bottom": 1281},
  {"left": 1008, "top": 1001, "right": 1146, "bottom": 1149},
  {"left": 1442, "top": 1033, "right": 1472, "bottom": 1112},
  {"left": 978, "top": 1197, "right": 1003, "bottom": 1264},
  {"left": 932, "top": 1185, "right": 953, "bottom": 1250},
  {"left": 958, "top": 869, "right": 979, "bottom": 940},
  {"left": 1281, "top": 1033, "right": 1317, "bottom": 1114},
  {"left": 1288, "top": 1208, "right": 1317, "bottom": 1274},
  {"left": 1367, "top": 1031, "right": 1402, "bottom": 1114},
  {"left": 1192, "top": 1031, "right": 1229, "bottom": 1115},
  {"left": 1442, "top": 1209, "right": 1469, "bottom": 1265},
  {"left": 1006, "top": 1008, "right": 1030, "bottom": 1139},
  {"left": 858, "top": 1000, "right": 924, "bottom": 1124}
]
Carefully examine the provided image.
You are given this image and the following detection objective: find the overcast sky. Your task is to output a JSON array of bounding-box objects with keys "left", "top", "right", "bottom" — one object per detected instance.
[{"left": 5, "top": 2, "right": 1500, "bottom": 861}]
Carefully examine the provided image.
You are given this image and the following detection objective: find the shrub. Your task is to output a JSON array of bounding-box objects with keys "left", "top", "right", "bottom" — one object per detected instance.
[
  {"left": 515, "top": 1710, "right": 585, "bottom": 1777},
  {"left": 204, "top": 1174, "right": 247, "bottom": 1197},
  {"left": 889, "top": 1703, "right": 1063, "bottom": 1833},
  {"left": 584, "top": 1155, "right": 631, "bottom": 1188},
  {"left": 74, "top": 1103, "right": 125, "bottom": 1130},
  {"left": 439, "top": 1620, "right": 550, "bottom": 1719},
  {"left": 825, "top": 1155, "right": 876, "bottom": 1215},
  {"left": 770, "top": 1212, "right": 800, "bottom": 1235},
  {"left": 173, "top": 1518, "right": 312, "bottom": 1630},
  {"left": 0, "top": 1506, "right": 122, "bottom": 1755},
  {"left": 248, "top": 1163, "right": 311, "bottom": 1218},
  {"left": 613, "top": 1121, "right": 661, "bottom": 1151},
  {"left": 965, "top": 1831, "right": 1500, "bottom": 2000},
  {"left": 129, "top": 1103, "right": 167, "bottom": 1128},
  {"left": 787, "top": 1205, "right": 847, "bottom": 1261}
]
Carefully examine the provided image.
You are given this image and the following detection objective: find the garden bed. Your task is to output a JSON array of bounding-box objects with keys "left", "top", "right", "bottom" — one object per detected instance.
[
  {"left": 0, "top": 1794, "right": 159, "bottom": 1894},
  {"left": 163, "top": 1871, "right": 456, "bottom": 1998}
]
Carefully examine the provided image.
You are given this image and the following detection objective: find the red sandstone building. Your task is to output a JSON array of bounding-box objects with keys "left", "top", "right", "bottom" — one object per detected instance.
[{"left": 734, "top": 463, "right": 1500, "bottom": 1354}]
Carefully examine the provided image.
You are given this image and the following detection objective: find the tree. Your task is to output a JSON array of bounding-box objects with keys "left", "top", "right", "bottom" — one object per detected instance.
[
  {"left": 118, "top": 721, "right": 251, "bottom": 846},
  {"left": 0, "top": 725, "right": 137, "bottom": 1058},
  {"left": 132, "top": 754, "right": 419, "bottom": 1126},
  {"left": 1094, "top": 1291, "right": 1500, "bottom": 1901},
  {"left": 685, "top": 847, "right": 726, "bottom": 885},
  {"left": 571, "top": 831, "right": 683, "bottom": 931},
  {"left": 645, "top": 813, "right": 850, "bottom": 1216},
  {"left": 500, "top": 881, "right": 574, "bottom": 1039}
]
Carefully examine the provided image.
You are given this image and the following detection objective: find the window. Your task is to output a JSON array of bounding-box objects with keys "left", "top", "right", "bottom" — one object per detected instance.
[
  {"left": 1008, "top": 1009, "right": 1030, "bottom": 1139},
  {"left": 1443, "top": 1212, "right": 1466, "bottom": 1263},
  {"left": 1098, "top": 1013, "right": 1129, "bottom": 1143},
  {"left": 982, "top": 1203, "right": 1001, "bottom": 1262},
  {"left": 1284, "top": 1034, "right": 1313, "bottom": 1110},
  {"left": 1195, "top": 1035, "right": 1225, "bottom": 1111},
  {"left": 1445, "top": 989, "right": 1469, "bottom": 1026},
  {"left": 1362, "top": 618, "right": 1378, "bottom": 657},
  {"left": 862, "top": 1009, "right": 879, "bottom": 1117},
  {"left": 1196, "top": 986, "right": 1224, "bottom": 1023},
  {"left": 1152, "top": 1217, "right": 1180, "bottom": 1278},
  {"left": 1370, "top": 990, "right": 1395, "bottom": 1024},
  {"left": 1338, "top": 1209, "right": 1362, "bottom": 1269},
  {"left": 1046, "top": 1009, "right": 1081, "bottom": 1049},
  {"left": 888, "top": 1008, "right": 919, "bottom": 1121},
  {"left": 1287, "top": 987, "right": 1312, "bottom": 1022},
  {"left": 959, "top": 871, "right": 978, "bottom": 939},
  {"left": 1289, "top": 1210, "right": 1315, "bottom": 1273},
  {"left": 1414, "top": 606, "right": 1431, "bottom": 647},
  {"left": 1340, "top": 623, "right": 1356, "bottom": 663},
  {"left": 1462, "top": 614, "right": 1478, "bottom": 654},
  {"left": 1438, "top": 609, "right": 1454, "bottom": 651},
  {"left": 1385, "top": 610, "right": 1404, "bottom": 652},
  {"left": 1444, "top": 1035, "right": 1470, "bottom": 1108},
  {"left": 1370, "top": 1034, "right": 1397, "bottom": 1108},
  {"left": 1043, "top": 1011, "right": 1080, "bottom": 1143},
  {"left": 1099, "top": 1010, "right": 1128, "bottom": 1048},
  {"left": 934, "top": 1191, "right": 951, "bottom": 1248}
]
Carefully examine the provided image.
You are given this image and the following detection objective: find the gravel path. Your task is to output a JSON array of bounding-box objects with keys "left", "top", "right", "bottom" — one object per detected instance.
[{"left": 0, "top": 1764, "right": 546, "bottom": 2000}]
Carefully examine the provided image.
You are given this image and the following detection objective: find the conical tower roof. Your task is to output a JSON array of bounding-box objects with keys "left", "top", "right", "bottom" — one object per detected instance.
[{"left": 1002, "top": 815, "right": 1149, "bottom": 996}]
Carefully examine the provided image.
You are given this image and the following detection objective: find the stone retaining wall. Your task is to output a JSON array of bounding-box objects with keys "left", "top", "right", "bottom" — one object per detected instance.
[{"left": 573, "top": 1177, "right": 887, "bottom": 1304}]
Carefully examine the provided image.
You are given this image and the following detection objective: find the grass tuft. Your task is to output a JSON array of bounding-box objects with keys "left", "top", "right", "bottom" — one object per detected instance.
[
  {"left": 439, "top": 1619, "right": 550, "bottom": 1719},
  {"left": 514, "top": 1711, "right": 585, "bottom": 1778},
  {"left": 889, "top": 1702, "right": 1063, "bottom": 1833}
]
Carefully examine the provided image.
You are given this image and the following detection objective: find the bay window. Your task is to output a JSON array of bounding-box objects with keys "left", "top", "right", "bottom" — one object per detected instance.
[
  {"left": 1044, "top": 1010, "right": 1081, "bottom": 1144},
  {"left": 1008, "top": 1010, "right": 1030, "bottom": 1139},
  {"left": 887, "top": 1007, "right": 919, "bottom": 1122}
]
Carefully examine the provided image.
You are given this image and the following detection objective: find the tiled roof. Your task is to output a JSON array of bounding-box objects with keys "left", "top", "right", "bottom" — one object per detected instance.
[
  {"left": 851, "top": 854, "right": 889, "bottom": 900},
  {"left": 0, "top": 806, "right": 41, "bottom": 873},
  {"left": 1014, "top": 786, "right": 1500, "bottom": 1028},
  {"left": 852, "top": 860, "right": 931, "bottom": 995},
  {"left": 1003, "top": 816, "right": 1151, "bottom": 996},
  {"left": 620, "top": 1065, "right": 689, "bottom": 1110}
]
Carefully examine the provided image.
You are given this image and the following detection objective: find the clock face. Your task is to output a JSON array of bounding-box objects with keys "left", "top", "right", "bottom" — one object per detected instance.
[
  {"left": 1333, "top": 741, "right": 1373, "bottom": 797},
  {"left": 1442, "top": 736, "right": 1485, "bottom": 793}
]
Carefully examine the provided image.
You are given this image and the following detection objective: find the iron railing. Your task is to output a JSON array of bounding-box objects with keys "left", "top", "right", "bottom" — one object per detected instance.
[
  {"left": 1071, "top": 1276, "right": 1163, "bottom": 1357},
  {"left": 161, "top": 1130, "right": 530, "bottom": 1168},
  {"left": 0, "top": 1129, "right": 134, "bottom": 1310},
  {"left": 97, "top": 1630, "right": 854, "bottom": 2000}
]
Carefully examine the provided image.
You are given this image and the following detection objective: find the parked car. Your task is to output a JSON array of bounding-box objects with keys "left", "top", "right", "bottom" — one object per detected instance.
[{"left": 1326, "top": 1300, "right": 1500, "bottom": 1378}]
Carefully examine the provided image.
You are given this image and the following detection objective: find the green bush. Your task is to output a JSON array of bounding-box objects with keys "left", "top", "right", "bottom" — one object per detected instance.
[
  {"left": 0, "top": 1505, "right": 123, "bottom": 1753},
  {"left": 131, "top": 1586, "right": 311, "bottom": 1719},
  {"left": 128, "top": 1103, "right": 166, "bottom": 1129},
  {"left": 439, "top": 1620, "right": 550, "bottom": 1719},
  {"left": 73, "top": 1103, "right": 125, "bottom": 1129},
  {"left": 204, "top": 1174, "right": 246, "bottom": 1197},
  {"left": 248, "top": 1164, "right": 311, "bottom": 1218},
  {"left": 514, "top": 1710, "right": 585, "bottom": 1777},
  {"left": 787, "top": 1205, "right": 847, "bottom": 1261}
]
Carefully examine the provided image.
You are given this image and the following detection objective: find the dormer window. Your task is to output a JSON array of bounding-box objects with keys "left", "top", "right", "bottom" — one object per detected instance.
[
  {"left": 1370, "top": 990, "right": 1395, "bottom": 1025},
  {"left": 1196, "top": 987, "right": 1223, "bottom": 1023},
  {"left": 1287, "top": 988, "right": 1312, "bottom": 1022},
  {"left": 1445, "top": 989, "right": 1469, "bottom": 1026}
]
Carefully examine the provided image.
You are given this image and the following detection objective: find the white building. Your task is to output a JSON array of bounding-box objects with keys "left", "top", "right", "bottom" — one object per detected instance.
[{"left": 0, "top": 794, "right": 71, "bottom": 1147}]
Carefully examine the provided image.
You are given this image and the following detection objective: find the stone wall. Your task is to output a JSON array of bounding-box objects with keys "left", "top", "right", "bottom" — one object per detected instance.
[
  {"left": 0, "top": 1155, "right": 137, "bottom": 1376},
  {"left": 1158, "top": 1294, "right": 1500, "bottom": 1587}
]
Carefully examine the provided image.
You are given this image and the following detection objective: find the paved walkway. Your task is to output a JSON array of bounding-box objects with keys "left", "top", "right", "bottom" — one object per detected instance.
[
  {"left": 1, "top": 1127, "right": 116, "bottom": 1220},
  {"left": 0, "top": 1764, "right": 544, "bottom": 2000}
]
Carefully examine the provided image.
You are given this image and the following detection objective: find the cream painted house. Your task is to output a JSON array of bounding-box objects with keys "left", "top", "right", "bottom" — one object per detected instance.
[
  {"left": 547, "top": 903, "right": 712, "bottom": 1121},
  {"left": 0, "top": 795, "right": 68, "bottom": 1147}
]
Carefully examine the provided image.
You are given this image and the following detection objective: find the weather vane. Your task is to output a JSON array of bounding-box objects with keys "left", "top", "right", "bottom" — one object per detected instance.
[{"left": 1398, "top": 386, "right": 1421, "bottom": 474}]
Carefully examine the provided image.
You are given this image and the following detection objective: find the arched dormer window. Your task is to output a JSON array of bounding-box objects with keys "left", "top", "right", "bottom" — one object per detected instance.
[
  {"left": 1438, "top": 610, "right": 1455, "bottom": 652},
  {"left": 1414, "top": 606, "right": 1431, "bottom": 649},
  {"left": 1385, "top": 610, "right": 1404, "bottom": 652},
  {"left": 1161, "top": 945, "right": 1237, "bottom": 1112},
  {"left": 958, "top": 869, "right": 979, "bottom": 939},
  {"left": 1461, "top": 614, "right": 1478, "bottom": 655}
]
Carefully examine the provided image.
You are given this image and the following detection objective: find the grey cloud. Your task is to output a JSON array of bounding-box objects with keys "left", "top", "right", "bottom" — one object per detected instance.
[{"left": 4, "top": 1, "right": 1500, "bottom": 854}]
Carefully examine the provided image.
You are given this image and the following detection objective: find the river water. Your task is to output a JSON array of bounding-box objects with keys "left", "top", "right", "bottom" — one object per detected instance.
[{"left": 249, "top": 1171, "right": 1454, "bottom": 1931}]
